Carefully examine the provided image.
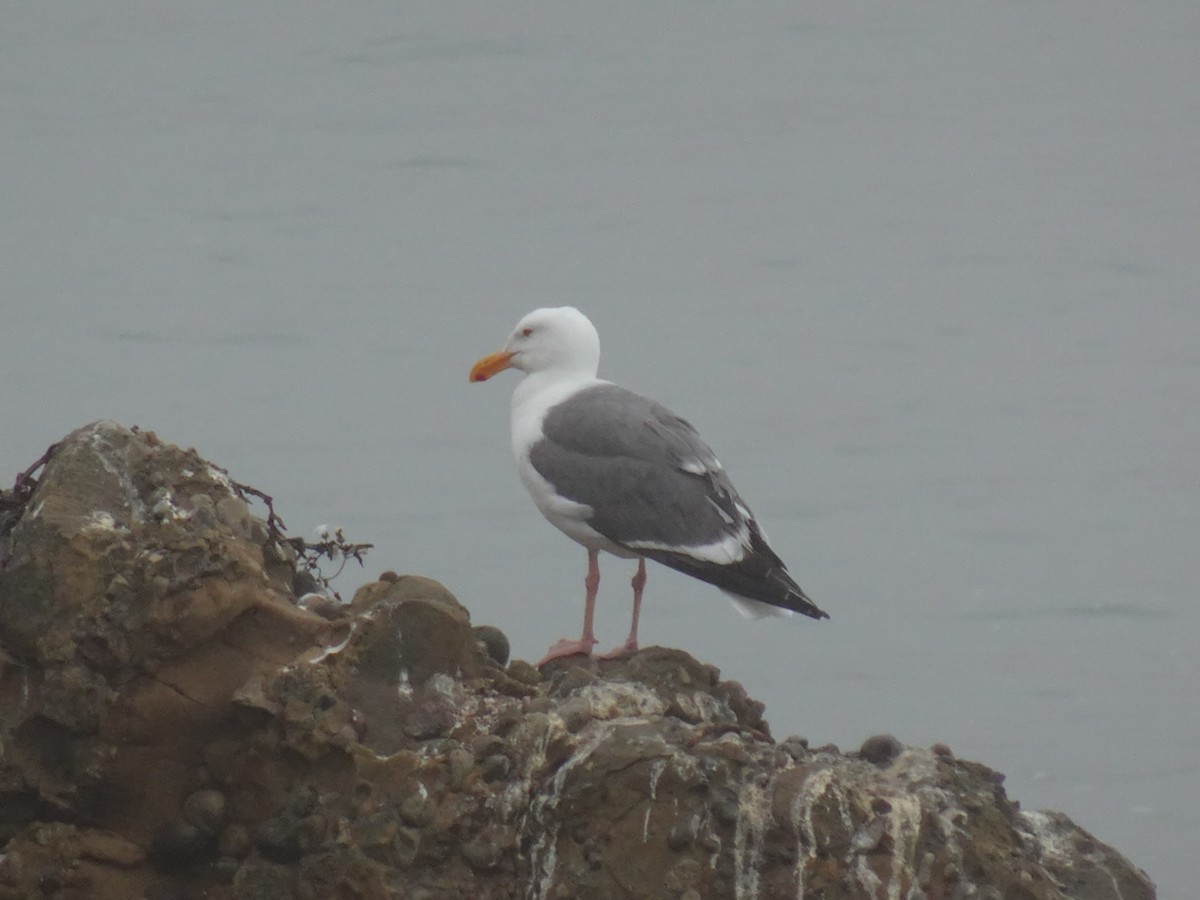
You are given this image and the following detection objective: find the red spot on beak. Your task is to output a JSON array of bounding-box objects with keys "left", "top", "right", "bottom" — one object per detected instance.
[{"left": 469, "top": 350, "right": 516, "bottom": 382}]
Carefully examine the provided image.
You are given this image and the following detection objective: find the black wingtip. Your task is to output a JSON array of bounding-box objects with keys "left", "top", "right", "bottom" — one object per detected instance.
[
  {"left": 790, "top": 590, "right": 830, "bottom": 621},
  {"left": 772, "top": 570, "right": 828, "bottom": 620},
  {"left": 638, "top": 544, "right": 830, "bottom": 621}
]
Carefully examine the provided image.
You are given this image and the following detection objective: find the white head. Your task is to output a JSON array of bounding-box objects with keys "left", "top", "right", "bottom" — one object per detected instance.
[{"left": 470, "top": 307, "right": 600, "bottom": 382}]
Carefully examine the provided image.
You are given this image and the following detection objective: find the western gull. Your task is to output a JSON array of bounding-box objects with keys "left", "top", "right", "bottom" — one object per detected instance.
[{"left": 470, "top": 306, "right": 828, "bottom": 666}]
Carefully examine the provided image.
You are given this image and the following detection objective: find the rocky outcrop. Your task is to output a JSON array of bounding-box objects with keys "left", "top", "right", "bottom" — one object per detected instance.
[{"left": 0, "top": 422, "right": 1156, "bottom": 899}]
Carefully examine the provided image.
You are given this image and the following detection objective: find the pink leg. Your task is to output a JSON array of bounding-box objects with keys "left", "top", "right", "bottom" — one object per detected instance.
[
  {"left": 536, "top": 548, "right": 601, "bottom": 666},
  {"left": 598, "top": 558, "right": 646, "bottom": 660}
]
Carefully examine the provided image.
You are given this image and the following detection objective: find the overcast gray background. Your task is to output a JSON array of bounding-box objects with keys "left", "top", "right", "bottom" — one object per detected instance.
[{"left": 3, "top": 2, "right": 1197, "bottom": 894}]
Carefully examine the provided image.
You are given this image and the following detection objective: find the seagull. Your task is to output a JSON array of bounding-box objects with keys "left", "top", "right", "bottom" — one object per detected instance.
[{"left": 470, "top": 306, "right": 828, "bottom": 666}]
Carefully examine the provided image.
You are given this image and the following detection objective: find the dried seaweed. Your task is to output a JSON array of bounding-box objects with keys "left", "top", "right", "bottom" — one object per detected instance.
[{"left": 226, "top": 477, "right": 373, "bottom": 601}]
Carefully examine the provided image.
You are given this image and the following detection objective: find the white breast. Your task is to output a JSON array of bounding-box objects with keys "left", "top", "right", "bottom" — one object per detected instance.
[{"left": 509, "top": 373, "right": 636, "bottom": 559}]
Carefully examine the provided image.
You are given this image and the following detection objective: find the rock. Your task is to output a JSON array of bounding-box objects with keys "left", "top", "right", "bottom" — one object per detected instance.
[
  {"left": 506, "top": 658, "right": 542, "bottom": 686},
  {"left": 473, "top": 624, "right": 510, "bottom": 667},
  {"left": 252, "top": 817, "right": 304, "bottom": 864},
  {"left": 181, "top": 789, "right": 228, "bottom": 836},
  {"left": 77, "top": 830, "right": 145, "bottom": 868},
  {"left": 0, "top": 424, "right": 1158, "bottom": 899},
  {"left": 858, "top": 732, "right": 904, "bottom": 766},
  {"left": 147, "top": 822, "right": 217, "bottom": 873}
]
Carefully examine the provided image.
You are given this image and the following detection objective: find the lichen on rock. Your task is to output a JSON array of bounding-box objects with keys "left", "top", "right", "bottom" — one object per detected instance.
[{"left": 0, "top": 423, "right": 1156, "bottom": 899}]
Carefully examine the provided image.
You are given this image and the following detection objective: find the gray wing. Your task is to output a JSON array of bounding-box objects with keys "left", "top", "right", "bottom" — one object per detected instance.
[
  {"left": 529, "top": 384, "right": 828, "bottom": 619},
  {"left": 530, "top": 384, "right": 741, "bottom": 548}
]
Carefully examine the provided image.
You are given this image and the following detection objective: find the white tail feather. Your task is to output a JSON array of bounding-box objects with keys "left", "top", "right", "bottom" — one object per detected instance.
[{"left": 724, "top": 592, "right": 795, "bottom": 620}]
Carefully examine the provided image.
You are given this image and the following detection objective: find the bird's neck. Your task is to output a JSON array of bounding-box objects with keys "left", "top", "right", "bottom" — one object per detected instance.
[{"left": 512, "top": 368, "right": 595, "bottom": 410}]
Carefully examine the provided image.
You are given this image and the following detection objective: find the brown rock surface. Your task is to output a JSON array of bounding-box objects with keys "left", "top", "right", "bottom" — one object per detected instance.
[{"left": 0, "top": 423, "right": 1156, "bottom": 899}]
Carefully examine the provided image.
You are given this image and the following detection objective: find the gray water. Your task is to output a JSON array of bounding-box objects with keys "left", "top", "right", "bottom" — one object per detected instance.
[{"left": 4, "top": 2, "right": 1197, "bottom": 894}]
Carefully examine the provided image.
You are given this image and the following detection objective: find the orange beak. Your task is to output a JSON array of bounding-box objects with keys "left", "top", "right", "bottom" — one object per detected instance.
[{"left": 469, "top": 349, "right": 516, "bottom": 383}]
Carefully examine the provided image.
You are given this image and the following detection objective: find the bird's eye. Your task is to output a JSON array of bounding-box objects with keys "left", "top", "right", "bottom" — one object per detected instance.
[{"left": 521, "top": 327, "right": 534, "bottom": 337}]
